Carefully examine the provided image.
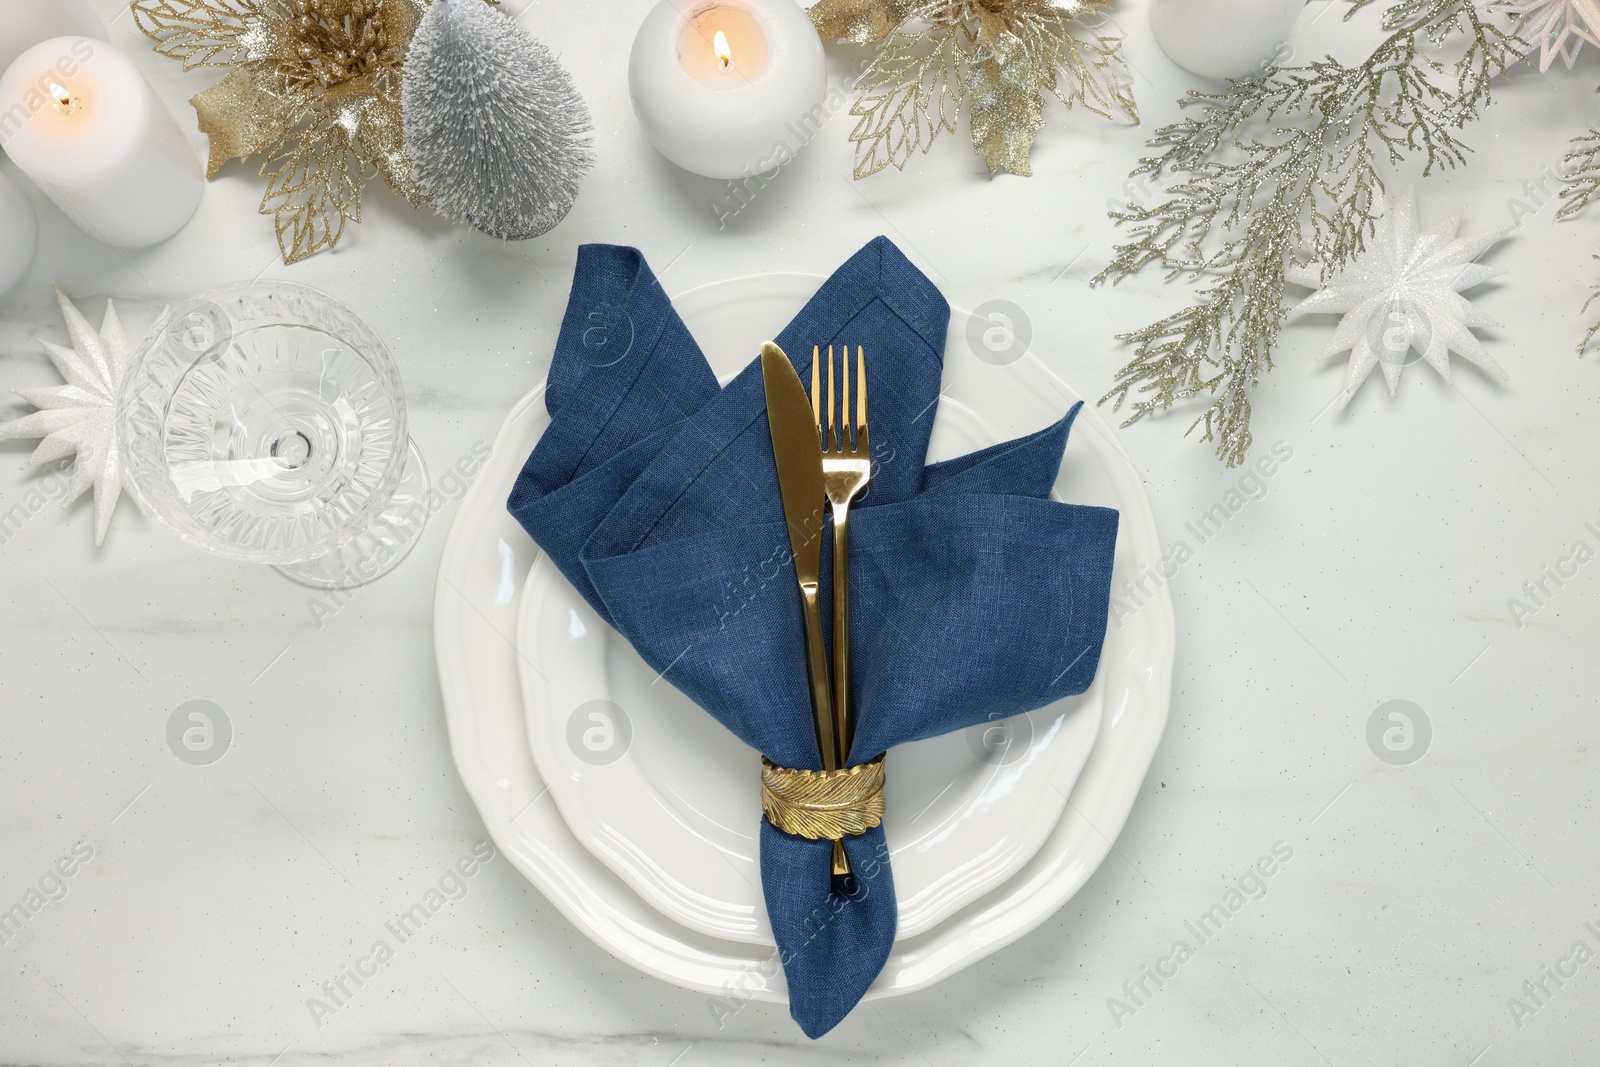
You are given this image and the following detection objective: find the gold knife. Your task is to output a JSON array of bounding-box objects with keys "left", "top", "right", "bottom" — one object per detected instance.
[
  {"left": 761, "top": 342, "right": 839, "bottom": 770},
  {"left": 761, "top": 342, "right": 851, "bottom": 875}
]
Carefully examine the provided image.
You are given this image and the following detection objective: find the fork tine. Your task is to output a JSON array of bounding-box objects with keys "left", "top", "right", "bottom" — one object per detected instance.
[
  {"left": 826, "top": 345, "right": 836, "bottom": 452},
  {"left": 841, "top": 342, "right": 851, "bottom": 450},
  {"left": 856, "top": 346, "right": 867, "bottom": 443},
  {"left": 810, "top": 345, "right": 822, "bottom": 438}
]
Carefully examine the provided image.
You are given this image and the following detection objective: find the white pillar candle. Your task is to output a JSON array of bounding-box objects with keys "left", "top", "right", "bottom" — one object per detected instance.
[
  {"left": 0, "top": 0, "right": 107, "bottom": 83},
  {"left": 1149, "top": 0, "right": 1306, "bottom": 81},
  {"left": 0, "top": 37, "right": 203, "bottom": 249},
  {"left": 0, "top": 168, "right": 36, "bottom": 295},
  {"left": 629, "top": 0, "right": 827, "bottom": 180}
]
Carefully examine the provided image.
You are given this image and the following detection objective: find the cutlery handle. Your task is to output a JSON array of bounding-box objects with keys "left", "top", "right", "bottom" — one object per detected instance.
[
  {"left": 803, "top": 578, "right": 852, "bottom": 878},
  {"left": 799, "top": 580, "right": 840, "bottom": 772},
  {"left": 830, "top": 504, "right": 853, "bottom": 769}
]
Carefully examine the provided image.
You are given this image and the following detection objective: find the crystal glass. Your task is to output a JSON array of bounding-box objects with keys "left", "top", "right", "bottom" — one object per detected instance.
[{"left": 118, "top": 282, "right": 429, "bottom": 589}]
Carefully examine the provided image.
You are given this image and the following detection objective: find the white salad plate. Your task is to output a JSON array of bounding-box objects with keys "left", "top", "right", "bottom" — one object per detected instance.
[
  {"left": 435, "top": 271, "right": 1174, "bottom": 1001},
  {"left": 514, "top": 375, "right": 1105, "bottom": 944}
]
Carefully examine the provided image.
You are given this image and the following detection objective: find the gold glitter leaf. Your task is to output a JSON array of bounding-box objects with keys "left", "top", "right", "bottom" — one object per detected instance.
[
  {"left": 972, "top": 6, "right": 1014, "bottom": 56},
  {"left": 191, "top": 66, "right": 301, "bottom": 178},
  {"left": 260, "top": 108, "right": 365, "bottom": 264},
  {"left": 130, "top": 0, "right": 259, "bottom": 70},
  {"left": 1025, "top": 17, "right": 1140, "bottom": 124},
  {"left": 356, "top": 89, "right": 425, "bottom": 207},
  {"left": 377, "top": 0, "right": 428, "bottom": 55},
  {"left": 809, "top": 0, "right": 919, "bottom": 43},
  {"left": 968, "top": 52, "right": 1043, "bottom": 176},
  {"left": 847, "top": 23, "right": 964, "bottom": 178}
]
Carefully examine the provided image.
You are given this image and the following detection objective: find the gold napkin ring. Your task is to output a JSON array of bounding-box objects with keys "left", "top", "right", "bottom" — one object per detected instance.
[{"left": 760, "top": 755, "right": 886, "bottom": 840}]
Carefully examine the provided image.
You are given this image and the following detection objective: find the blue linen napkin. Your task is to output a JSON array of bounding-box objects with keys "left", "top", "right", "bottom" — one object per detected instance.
[{"left": 508, "top": 237, "right": 1118, "bottom": 1037}]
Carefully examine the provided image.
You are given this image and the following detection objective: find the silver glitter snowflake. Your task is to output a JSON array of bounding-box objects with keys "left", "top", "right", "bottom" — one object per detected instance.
[
  {"left": 1288, "top": 188, "right": 1512, "bottom": 410},
  {"left": 0, "top": 288, "right": 135, "bottom": 544},
  {"left": 1493, "top": 0, "right": 1600, "bottom": 70}
]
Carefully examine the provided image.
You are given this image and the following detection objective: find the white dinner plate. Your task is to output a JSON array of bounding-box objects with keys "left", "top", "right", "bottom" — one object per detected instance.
[
  {"left": 515, "top": 365, "right": 1105, "bottom": 944},
  {"left": 435, "top": 271, "right": 1174, "bottom": 1001}
]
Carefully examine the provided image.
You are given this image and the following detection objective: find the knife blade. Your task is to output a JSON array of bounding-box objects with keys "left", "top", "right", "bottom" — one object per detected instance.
[{"left": 760, "top": 342, "right": 840, "bottom": 772}]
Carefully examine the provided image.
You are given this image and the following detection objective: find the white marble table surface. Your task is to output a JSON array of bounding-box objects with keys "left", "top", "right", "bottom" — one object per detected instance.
[{"left": 3, "top": 1, "right": 1598, "bottom": 1064}]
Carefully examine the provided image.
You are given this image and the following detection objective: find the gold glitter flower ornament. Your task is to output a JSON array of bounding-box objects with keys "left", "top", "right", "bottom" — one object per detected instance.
[
  {"left": 809, "top": 0, "right": 1138, "bottom": 178},
  {"left": 131, "top": 0, "right": 430, "bottom": 264}
]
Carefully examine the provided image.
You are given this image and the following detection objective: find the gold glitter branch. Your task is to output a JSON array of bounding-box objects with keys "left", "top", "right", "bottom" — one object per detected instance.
[
  {"left": 1092, "top": 0, "right": 1515, "bottom": 466},
  {"left": 132, "top": 0, "right": 429, "bottom": 264},
  {"left": 1558, "top": 128, "right": 1600, "bottom": 353},
  {"left": 810, "top": 0, "right": 1137, "bottom": 178}
]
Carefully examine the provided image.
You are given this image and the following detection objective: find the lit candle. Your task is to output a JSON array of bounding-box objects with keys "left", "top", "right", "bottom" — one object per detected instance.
[
  {"left": 0, "top": 0, "right": 107, "bottom": 83},
  {"left": 0, "top": 168, "right": 36, "bottom": 295},
  {"left": 0, "top": 37, "right": 203, "bottom": 249},
  {"left": 629, "top": 0, "right": 827, "bottom": 180}
]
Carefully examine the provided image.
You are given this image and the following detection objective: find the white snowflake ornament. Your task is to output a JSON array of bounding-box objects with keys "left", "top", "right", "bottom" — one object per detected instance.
[
  {"left": 1494, "top": 0, "right": 1600, "bottom": 71},
  {"left": 1288, "top": 188, "right": 1512, "bottom": 411},
  {"left": 0, "top": 287, "right": 135, "bottom": 545}
]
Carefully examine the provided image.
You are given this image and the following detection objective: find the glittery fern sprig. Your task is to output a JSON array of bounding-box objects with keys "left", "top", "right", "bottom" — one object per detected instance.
[
  {"left": 1557, "top": 126, "right": 1600, "bottom": 352},
  {"left": 1092, "top": 0, "right": 1516, "bottom": 466}
]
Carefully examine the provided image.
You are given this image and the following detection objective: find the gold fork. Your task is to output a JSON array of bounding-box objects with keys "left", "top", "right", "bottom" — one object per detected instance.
[{"left": 812, "top": 345, "right": 871, "bottom": 773}]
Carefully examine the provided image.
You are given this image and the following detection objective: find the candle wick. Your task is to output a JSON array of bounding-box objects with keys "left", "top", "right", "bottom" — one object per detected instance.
[{"left": 47, "top": 83, "right": 76, "bottom": 113}]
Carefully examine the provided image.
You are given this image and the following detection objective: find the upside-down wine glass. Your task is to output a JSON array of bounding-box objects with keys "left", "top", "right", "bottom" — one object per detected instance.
[{"left": 117, "top": 281, "right": 430, "bottom": 589}]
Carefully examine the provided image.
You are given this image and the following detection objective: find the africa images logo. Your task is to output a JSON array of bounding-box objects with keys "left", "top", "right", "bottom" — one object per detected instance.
[
  {"left": 1107, "top": 841, "right": 1294, "bottom": 1028},
  {"left": 0, "top": 840, "right": 95, "bottom": 947},
  {"left": 305, "top": 841, "right": 497, "bottom": 1028}
]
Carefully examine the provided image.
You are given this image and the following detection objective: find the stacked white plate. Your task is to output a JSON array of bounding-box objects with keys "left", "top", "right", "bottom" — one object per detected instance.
[{"left": 434, "top": 273, "right": 1174, "bottom": 1001}]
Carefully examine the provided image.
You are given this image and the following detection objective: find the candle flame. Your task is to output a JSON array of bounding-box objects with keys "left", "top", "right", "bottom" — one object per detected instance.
[
  {"left": 48, "top": 82, "right": 75, "bottom": 112},
  {"left": 713, "top": 29, "right": 732, "bottom": 69}
]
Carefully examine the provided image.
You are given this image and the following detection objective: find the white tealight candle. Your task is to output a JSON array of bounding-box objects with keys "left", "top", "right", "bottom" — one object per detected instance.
[
  {"left": 630, "top": 0, "right": 827, "bottom": 180},
  {"left": 0, "top": 37, "right": 204, "bottom": 249},
  {"left": 0, "top": 0, "right": 107, "bottom": 84},
  {"left": 0, "top": 168, "right": 37, "bottom": 295}
]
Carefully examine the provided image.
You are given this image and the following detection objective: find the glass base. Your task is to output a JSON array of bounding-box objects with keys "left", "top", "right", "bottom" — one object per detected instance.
[{"left": 273, "top": 438, "right": 431, "bottom": 590}]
